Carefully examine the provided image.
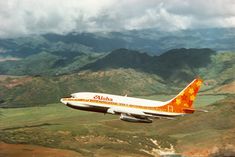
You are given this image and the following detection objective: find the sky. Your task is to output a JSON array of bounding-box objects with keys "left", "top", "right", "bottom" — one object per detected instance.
[{"left": 0, "top": 0, "right": 235, "bottom": 38}]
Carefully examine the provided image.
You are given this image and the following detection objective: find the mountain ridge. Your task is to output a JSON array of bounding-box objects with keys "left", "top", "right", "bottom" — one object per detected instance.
[
  {"left": 0, "top": 28, "right": 234, "bottom": 58},
  {"left": 81, "top": 48, "right": 216, "bottom": 83},
  {"left": 0, "top": 48, "right": 234, "bottom": 107}
]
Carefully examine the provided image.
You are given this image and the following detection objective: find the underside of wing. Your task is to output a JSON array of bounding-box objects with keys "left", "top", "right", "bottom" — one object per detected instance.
[{"left": 107, "top": 107, "right": 175, "bottom": 123}]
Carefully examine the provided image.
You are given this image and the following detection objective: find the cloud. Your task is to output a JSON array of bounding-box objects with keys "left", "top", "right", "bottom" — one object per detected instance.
[{"left": 0, "top": 0, "right": 234, "bottom": 38}]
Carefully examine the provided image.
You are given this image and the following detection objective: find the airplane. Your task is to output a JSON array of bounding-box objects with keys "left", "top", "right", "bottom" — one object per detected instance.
[{"left": 60, "top": 78, "right": 207, "bottom": 123}]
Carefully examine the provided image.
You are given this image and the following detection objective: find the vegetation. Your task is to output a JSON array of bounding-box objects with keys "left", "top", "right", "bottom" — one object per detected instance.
[
  {"left": 0, "top": 102, "right": 174, "bottom": 156},
  {"left": 0, "top": 95, "right": 234, "bottom": 156},
  {"left": 0, "top": 51, "right": 105, "bottom": 76},
  {"left": 1, "top": 48, "right": 234, "bottom": 83},
  {"left": 0, "top": 48, "right": 234, "bottom": 107},
  {"left": 0, "top": 39, "right": 234, "bottom": 156},
  {"left": 82, "top": 48, "right": 217, "bottom": 83},
  {"left": 0, "top": 69, "right": 169, "bottom": 107}
]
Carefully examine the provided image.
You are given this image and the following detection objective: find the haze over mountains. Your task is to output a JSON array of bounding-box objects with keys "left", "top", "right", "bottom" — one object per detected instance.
[{"left": 0, "top": 28, "right": 235, "bottom": 58}]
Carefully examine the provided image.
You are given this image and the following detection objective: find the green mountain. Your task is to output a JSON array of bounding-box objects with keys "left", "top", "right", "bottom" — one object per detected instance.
[
  {"left": 0, "top": 28, "right": 234, "bottom": 58},
  {"left": 0, "top": 69, "right": 168, "bottom": 107},
  {"left": 82, "top": 48, "right": 216, "bottom": 83},
  {"left": 0, "top": 52, "right": 104, "bottom": 76},
  {"left": 0, "top": 47, "right": 227, "bottom": 83},
  {"left": 0, "top": 48, "right": 234, "bottom": 107},
  {"left": 82, "top": 48, "right": 234, "bottom": 86}
]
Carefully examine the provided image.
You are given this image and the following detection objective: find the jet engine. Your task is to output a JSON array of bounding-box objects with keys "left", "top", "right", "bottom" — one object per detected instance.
[{"left": 120, "top": 114, "right": 152, "bottom": 123}]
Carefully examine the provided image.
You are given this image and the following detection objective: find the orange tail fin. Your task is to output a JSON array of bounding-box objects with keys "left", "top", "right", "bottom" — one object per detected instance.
[{"left": 163, "top": 78, "right": 203, "bottom": 113}]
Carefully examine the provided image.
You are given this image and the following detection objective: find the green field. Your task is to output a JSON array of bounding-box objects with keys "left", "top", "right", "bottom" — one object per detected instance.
[{"left": 1, "top": 94, "right": 232, "bottom": 157}]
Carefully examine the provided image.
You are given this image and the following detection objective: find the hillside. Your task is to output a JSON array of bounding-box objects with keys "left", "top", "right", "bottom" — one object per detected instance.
[
  {"left": 0, "top": 52, "right": 105, "bottom": 76},
  {"left": 0, "top": 48, "right": 234, "bottom": 107},
  {"left": 151, "top": 95, "right": 235, "bottom": 156},
  {"left": 81, "top": 48, "right": 235, "bottom": 85},
  {"left": 1, "top": 47, "right": 234, "bottom": 85},
  {"left": 0, "top": 69, "right": 169, "bottom": 107},
  {"left": 0, "top": 48, "right": 213, "bottom": 77},
  {"left": 82, "top": 48, "right": 216, "bottom": 83},
  {"left": 1, "top": 94, "right": 234, "bottom": 156}
]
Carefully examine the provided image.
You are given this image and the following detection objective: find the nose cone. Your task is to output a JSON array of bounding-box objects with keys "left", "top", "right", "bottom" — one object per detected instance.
[{"left": 60, "top": 98, "right": 67, "bottom": 104}]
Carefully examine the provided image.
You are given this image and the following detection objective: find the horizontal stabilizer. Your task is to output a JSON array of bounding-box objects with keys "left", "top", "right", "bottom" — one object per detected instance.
[
  {"left": 183, "top": 108, "right": 195, "bottom": 113},
  {"left": 183, "top": 108, "right": 208, "bottom": 113}
]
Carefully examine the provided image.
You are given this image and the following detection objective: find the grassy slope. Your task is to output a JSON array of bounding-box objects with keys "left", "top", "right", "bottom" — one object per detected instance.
[
  {"left": 81, "top": 48, "right": 216, "bottom": 83},
  {"left": 0, "top": 51, "right": 234, "bottom": 107},
  {"left": 0, "top": 51, "right": 105, "bottom": 76},
  {"left": 1, "top": 49, "right": 234, "bottom": 83},
  {"left": 0, "top": 69, "right": 169, "bottom": 107},
  {"left": 0, "top": 95, "right": 234, "bottom": 156},
  {"left": 0, "top": 143, "right": 83, "bottom": 157},
  {"left": 0, "top": 104, "right": 172, "bottom": 156},
  {"left": 198, "top": 52, "right": 235, "bottom": 83}
]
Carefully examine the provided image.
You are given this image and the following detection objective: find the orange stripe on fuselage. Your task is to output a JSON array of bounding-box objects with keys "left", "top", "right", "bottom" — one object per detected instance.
[{"left": 63, "top": 98, "right": 183, "bottom": 114}]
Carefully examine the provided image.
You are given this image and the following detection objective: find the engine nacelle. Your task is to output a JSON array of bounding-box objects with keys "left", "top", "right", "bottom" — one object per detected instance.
[{"left": 120, "top": 114, "right": 152, "bottom": 123}]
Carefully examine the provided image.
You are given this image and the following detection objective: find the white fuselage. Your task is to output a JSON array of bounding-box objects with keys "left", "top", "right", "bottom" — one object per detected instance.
[
  {"left": 60, "top": 92, "right": 184, "bottom": 118},
  {"left": 60, "top": 79, "right": 203, "bottom": 123}
]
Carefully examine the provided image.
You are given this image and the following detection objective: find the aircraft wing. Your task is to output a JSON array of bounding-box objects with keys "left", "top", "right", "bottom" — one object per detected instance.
[
  {"left": 107, "top": 107, "right": 146, "bottom": 116},
  {"left": 107, "top": 107, "right": 175, "bottom": 120}
]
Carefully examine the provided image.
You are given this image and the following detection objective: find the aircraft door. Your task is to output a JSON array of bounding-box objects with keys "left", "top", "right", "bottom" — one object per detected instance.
[{"left": 168, "top": 105, "right": 173, "bottom": 112}]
